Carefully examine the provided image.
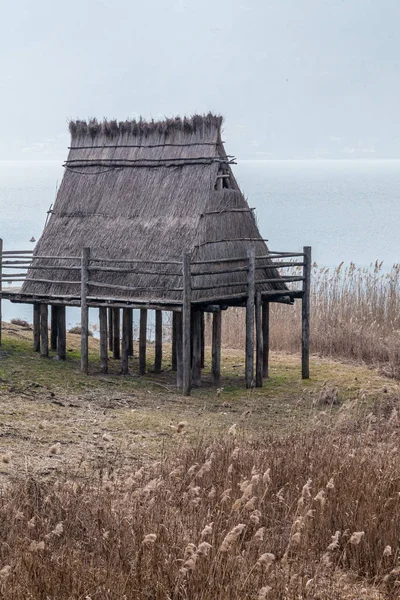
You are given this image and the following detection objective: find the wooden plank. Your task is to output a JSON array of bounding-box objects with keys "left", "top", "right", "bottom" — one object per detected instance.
[
  {"left": 80, "top": 247, "right": 90, "bottom": 374},
  {"left": 50, "top": 305, "right": 58, "bottom": 351},
  {"left": 88, "top": 266, "right": 182, "bottom": 276},
  {"left": 245, "top": 248, "right": 255, "bottom": 388},
  {"left": 57, "top": 306, "right": 66, "bottom": 360},
  {"left": 99, "top": 307, "right": 108, "bottom": 373},
  {"left": 302, "top": 246, "right": 312, "bottom": 379},
  {"left": 255, "top": 292, "right": 263, "bottom": 388},
  {"left": 112, "top": 308, "right": 120, "bottom": 359},
  {"left": 121, "top": 308, "right": 130, "bottom": 375},
  {"left": 211, "top": 311, "right": 222, "bottom": 386},
  {"left": 1, "top": 250, "right": 33, "bottom": 255},
  {"left": 171, "top": 312, "right": 177, "bottom": 371},
  {"left": 182, "top": 253, "right": 192, "bottom": 396},
  {"left": 108, "top": 307, "right": 113, "bottom": 352},
  {"left": 175, "top": 312, "right": 183, "bottom": 388},
  {"left": 139, "top": 309, "right": 147, "bottom": 375},
  {"left": 40, "top": 304, "right": 49, "bottom": 358},
  {"left": 154, "top": 310, "right": 162, "bottom": 373},
  {"left": 33, "top": 304, "right": 40, "bottom": 352},
  {"left": 191, "top": 311, "right": 202, "bottom": 387},
  {"left": 89, "top": 257, "right": 182, "bottom": 266},
  {"left": 88, "top": 281, "right": 183, "bottom": 293},
  {"left": 128, "top": 309, "right": 133, "bottom": 357},
  {"left": 0, "top": 238, "right": 2, "bottom": 346},
  {"left": 262, "top": 301, "right": 270, "bottom": 378}
]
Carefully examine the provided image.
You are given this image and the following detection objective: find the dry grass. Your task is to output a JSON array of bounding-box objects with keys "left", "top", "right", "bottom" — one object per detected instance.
[{"left": 214, "top": 261, "right": 400, "bottom": 377}]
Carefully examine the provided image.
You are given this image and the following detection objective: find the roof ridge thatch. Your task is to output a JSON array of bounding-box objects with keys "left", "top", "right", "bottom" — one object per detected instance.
[{"left": 69, "top": 113, "right": 223, "bottom": 140}]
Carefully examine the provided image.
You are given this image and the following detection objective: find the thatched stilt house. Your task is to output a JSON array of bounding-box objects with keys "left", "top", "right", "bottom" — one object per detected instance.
[{"left": 1, "top": 114, "right": 311, "bottom": 394}]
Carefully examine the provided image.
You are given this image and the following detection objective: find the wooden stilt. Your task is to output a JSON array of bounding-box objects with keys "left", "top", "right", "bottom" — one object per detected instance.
[
  {"left": 50, "top": 305, "right": 58, "bottom": 351},
  {"left": 175, "top": 312, "right": 183, "bottom": 388},
  {"left": 200, "top": 312, "right": 205, "bottom": 369},
  {"left": 154, "top": 310, "right": 162, "bottom": 373},
  {"left": 128, "top": 309, "right": 133, "bottom": 357},
  {"left": 302, "top": 246, "right": 312, "bottom": 379},
  {"left": 0, "top": 238, "right": 2, "bottom": 346},
  {"left": 112, "top": 308, "right": 120, "bottom": 360},
  {"left": 171, "top": 312, "right": 177, "bottom": 371},
  {"left": 139, "top": 308, "right": 147, "bottom": 375},
  {"left": 33, "top": 304, "right": 40, "bottom": 352},
  {"left": 80, "top": 247, "right": 90, "bottom": 374},
  {"left": 182, "top": 253, "right": 192, "bottom": 396},
  {"left": 211, "top": 310, "right": 222, "bottom": 386},
  {"left": 255, "top": 291, "right": 263, "bottom": 387},
  {"left": 99, "top": 307, "right": 108, "bottom": 373},
  {"left": 262, "top": 301, "right": 270, "bottom": 378},
  {"left": 57, "top": 306, "right": 66, "bottom": 360},
  {"left": 121, "top": 308, "right": 130, "bottom": 375},
  {"left": 108, "top": 308, "right": 113, "bottom": 352},
  {"left": 245, "top": 247, "right": 255, "bottom": 388},
  {"left": 40, "top": 304, "right": 49, "bottom": 358},
  {"left": 192, "top": 311, "right": 202, "bottom": 387}
]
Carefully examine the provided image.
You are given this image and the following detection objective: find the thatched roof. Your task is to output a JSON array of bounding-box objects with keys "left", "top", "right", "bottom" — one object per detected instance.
[{"left": 21, "top": 114, "right": 288, "bottom": 305}]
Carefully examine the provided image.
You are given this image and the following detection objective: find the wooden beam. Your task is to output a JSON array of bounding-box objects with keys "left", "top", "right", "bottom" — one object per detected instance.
[
  {"left": 255, "top": 292, "right": 263, "bottom": 388},
  {"left": 40, "top": 304, "right": 48, "bottom": 358},
  {"left": 108, "top": 307, "right": 113, "bottom": 352},
  {"left": 200, "top": 312, "right": 205, "bottom": 369},
  {"left": 128, "top": 308, "right": 134, "bottom": 357},
  {"left": 171, "top": 312, "right": 177, "bottom": 371},
  {"left": 57, "top": 306, "right": 66, "bottom": 360},
  {"left": 245, "top": 247, "right": 255, "bottom": 388},
  {"left": 182, "top": 253, "right": 192, "bottom": 396},
  {"left": 80, "top": 247, "right": 90, "bottom": 374},
  {"left": 112, "top": 308, "right": 120, "bottom": 359},
  {"left": 121, "top": 307, "right": 130, "bottom": 375},
  {"left": 175, "top": 312, "right": 183, "bottom": 388},
  {"left": 262, "top": 301, "right": 270, "bottom": 378},
  {"left": 154, "top": 310, "right": 162, "bottom": 373},
  {"left": 139, "top": 308, "right": 147, "bottom": 375},
  {"left": 211, "top": 310, "right": 222, "bottom": 386},
  {"left": 99, "top": 306, "right": 108, "bottom": 373},
  {"left": 33, "top": 304, "right": 40, "bottom": 352},
  {"left": 302, "top": 246, "right": 312, "bottom": 379},
  {"left": 191, "top": 311, "right": 202, "bottom": 387},
  {"left": 50, "top": 305, "right": 58, "bottom": 351}
]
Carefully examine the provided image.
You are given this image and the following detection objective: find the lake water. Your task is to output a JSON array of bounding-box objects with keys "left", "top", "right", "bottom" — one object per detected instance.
[{"left": 1, "top": 159, "right": 400, "bottom": 324}]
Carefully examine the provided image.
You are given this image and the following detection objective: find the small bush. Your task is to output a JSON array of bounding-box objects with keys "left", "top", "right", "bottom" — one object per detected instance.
[
  {"left": 68, "top": 326, "right": 93, "bottom": 337},
  {"left": 10, "top": 318, "right": 31, "bottom": 329}
]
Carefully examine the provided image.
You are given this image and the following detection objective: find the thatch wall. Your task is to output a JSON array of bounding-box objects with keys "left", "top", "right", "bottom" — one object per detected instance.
[{"left": 22, "top": 114, "right": 287, "bottom": 304}]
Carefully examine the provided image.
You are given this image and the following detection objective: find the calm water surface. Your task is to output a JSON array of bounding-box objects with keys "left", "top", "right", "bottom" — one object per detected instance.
[{"left": 1, "top": 159, "right": 400, "bottom": 322}]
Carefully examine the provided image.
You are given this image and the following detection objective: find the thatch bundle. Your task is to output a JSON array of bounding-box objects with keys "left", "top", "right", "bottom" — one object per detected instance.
[{"left": 22, "top": 114, "right": 286, "bottom": 304}]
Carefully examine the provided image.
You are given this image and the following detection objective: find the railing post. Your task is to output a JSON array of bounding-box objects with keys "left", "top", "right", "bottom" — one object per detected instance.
[
  {"left": 80, "top": 247, "right": 90, "bottom": 374},
  {"left": 302, "top": 246, "right": 311, "bottom": 379},
  {"left": 0, "top": 238, "right": 2, "bottom": 346},
  {"left": 182, "top": 252, "right": 192, "bottom": 396},
  {"left": 245, "top": 247, "right": 255, "bottom": 388}
]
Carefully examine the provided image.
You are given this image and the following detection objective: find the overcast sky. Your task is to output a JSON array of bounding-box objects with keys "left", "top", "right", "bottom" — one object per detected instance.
[{"left": 1, "top": 0, "right": 399, "bottom": 160}]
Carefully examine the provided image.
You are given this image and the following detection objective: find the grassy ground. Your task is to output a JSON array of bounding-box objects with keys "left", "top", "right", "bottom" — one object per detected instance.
[{"left": 0, "top": 321, "right": 397, "bottom": 483}]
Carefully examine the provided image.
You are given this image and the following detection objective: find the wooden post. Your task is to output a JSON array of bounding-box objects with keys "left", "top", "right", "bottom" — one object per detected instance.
[
  {"left": 112, "top": 308, "right": 120, "bottom": 359},
  {"left": 99, "top": 306, "right": 108, "bottom": 373},
  {"left": 57, "top": 306, "right": 66, "bottom": 360},
  {"left": 50, "top": 305, "right": 58, "bottom": 351},
  {"left": 139, "top": 308, "right": 147, "bottom": 375},
  {"left": 108, "top": 307, "right": 113, "bottom": 352},
  {"left": 245, "top": 247, "right": 255, "bottom": 388},
  {"left": 154, "top": 310, "right": 162, "bottom": 373},
  {"left": 211, "top": 310, "right": 222, "bottom": 385},
  {"left": 171, "top": 312, "right": 177, "bottom": 371},
  {"left": 128, "top": 309, "right": 134, "bottom": 357},
  {"left": 175, "top": 312, "right": 183, "bottom": 387},
  {"left": 0, "top": 238, "right": 2, "bottom": 346},
  {"left": 255, "top": 291, "right": 263, "bottom": 388},
  {"left": 33, "top": 304, "right": 40, "bottom": 352},
  {"left": 40, "top": 303, "right": 49, "bottom": 358},
  {"left": 302, "top": 246, "right": 312, "bottom": 379},
  {"left": 192, "top": 311, "right": 202, "bottom": 387},
  {"left": 200, "top": 312, "right": 205, "bottom": 369},
  {"left": 121, "top": 308, "right": 130, "bottom": 375},
  {"left": 182, "top": 253, "right": 192, "bottom": 396},
  {"left": 262, "top": 301, "right": 270, "bottom": 378},
  {"left": 80, "top": 247, "right": 90, "bottom": 374}
]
